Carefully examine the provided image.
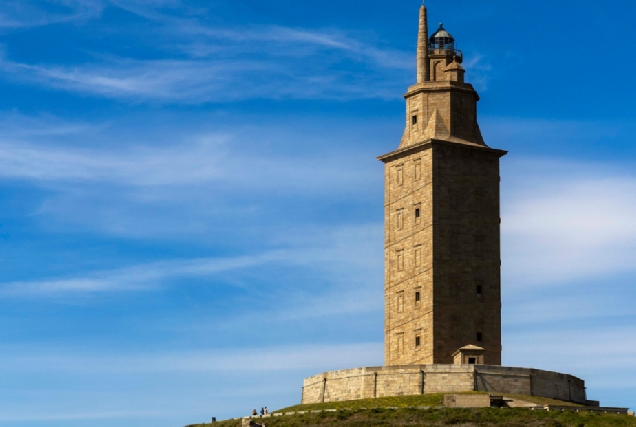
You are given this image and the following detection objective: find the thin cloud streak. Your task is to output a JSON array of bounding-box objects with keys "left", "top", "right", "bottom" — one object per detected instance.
[
  {"left": 0, "top": 223, "right": 383, "bottom": 298},
  {"left": 107, "top": 0, "right": 412, "bottom": 69},
  {"left": 0, "top": 2, "right": 412, "bottom": 103},
  {"left": 0, "top": 410, "right": 179, "bottom": 423},
  {"left": 502, "top": 160, "right": 636, "bottom": 287},
  {"left": 0, "top": 0, "right": 104, "bottom": 28},
  {"left": 0, "top": 114, "right": 383, "bottom": 239},
  {"left": 177, "top": 24, "right": 412, "bottom": 69},
  {"left": 0, "top": 52, "right": 407, "bottom": 102},
  {"left": 0, "top": 118, "right": 379, "bottom": 194},
  {"left": 0, "top": 342, "right": 383, "bottom": 373},
  {"left": 0, "top": 132, "right": 229, "bottom": 185},
  {"left": 504, "top": 293, "right": 636, "bottom": 326},
  {"left": 506, "top": 326, "right": 636, "bottom": 372},
  {"left": 0, "top": 1, "right": 414, "bottom": 103},
  {"left": 0, "top": 251, "right": 291, "bottom": 296}
]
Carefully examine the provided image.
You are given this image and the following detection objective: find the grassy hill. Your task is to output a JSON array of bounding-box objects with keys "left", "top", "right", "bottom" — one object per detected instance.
[{"left": 186, "top": 394, "right": 636, "bottom": 427}]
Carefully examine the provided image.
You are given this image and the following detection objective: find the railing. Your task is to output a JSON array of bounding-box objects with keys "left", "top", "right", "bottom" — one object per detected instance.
[{"left": 428, "top": 48, "right": 463, "bottom": 58}]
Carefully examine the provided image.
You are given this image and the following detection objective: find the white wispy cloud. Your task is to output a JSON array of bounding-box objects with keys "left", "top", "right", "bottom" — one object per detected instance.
[
  {"left": 504, "top": 291, "right": 635, "bottom": 326},
  {"left": 0, "top": 410, "right": 182, "bottom": 423},
  {"left": 502, "top": 159, "right": 636, "bottom": 287},
  {"left": 0, "top": 114, "right": 380, "bottom": 191},
  {"left": 0, "top": 0, "right": 412, "bottom": 102},
  {"left": 108, "top": 0, "right": 412, "bottom": 69},
  {"left": 175, "top": 24, "right": 412, "bottom": 69},
  {"left": 0, "top": 113, "right": 382, "bottom": 241},
  {"left": 0, "top": 0, "right": 104, "bottom": 28},
  {"left": 0, "top": 221, "right": 383, "bottom": 299},
  {"left": 0, "top": 48, "right": 407, "bottom": 102},
  {"left": 0, "top": 130, "right": 229, "bottom": 185},
  {"left": 505, "top": 325, "right": 636, "bottom": 381},
  {"left": 461, "top": 53, "right": 491, "bottom": 91},
  {"left": 0, "top": 342, "right": 383, "bottom": 422},
  {"left": 0, "top": 342, "right": 383, "bottom": 373},
  {"left": 0, "top": 251, "right": 288, "bottom": 296}
]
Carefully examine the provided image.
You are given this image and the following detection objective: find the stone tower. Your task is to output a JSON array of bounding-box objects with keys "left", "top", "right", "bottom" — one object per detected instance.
[{"left": 378, "top": 5, "right": 506, "bottom": 366}]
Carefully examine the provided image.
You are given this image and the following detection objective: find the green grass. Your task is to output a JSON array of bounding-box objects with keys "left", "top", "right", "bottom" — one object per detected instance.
[
  {"left": 272, "top": 392, "right": 583, "bottom": 413},
  {"left": 186, "top": 406, "right": 636, "bottom": 427},
  {"left": 500, "top": 394, "right": 584, "bottom": 407},
  {"left": 275, "top": 393, "right": 449, "bottom": 412},
  {"left": 185, "top": 394, "right": 635, "bottom": 427}
]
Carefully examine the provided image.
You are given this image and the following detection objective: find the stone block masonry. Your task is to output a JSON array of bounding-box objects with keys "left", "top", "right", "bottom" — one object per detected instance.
[
  {"left": 301, "top": 365, "right": 586, "bottom": 405},
  {"left": 443, "top": 394, "right": 491, "bottom": 408}
]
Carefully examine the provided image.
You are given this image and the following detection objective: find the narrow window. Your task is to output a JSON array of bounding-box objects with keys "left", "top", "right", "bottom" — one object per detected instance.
[
  {"left": 477, "top": 332, "right": 483, "bottom": 342},
  {"left": 412, "top": 115, "right": 418, "bottom": 125},
  {"left": 396, "top": 250, "right": 404, "bottom": 271},
  {"left": 397, "top": 291, "right": 404, "bottom": 313},
  {"left": 396, "top": 333, "right": 404, "bottom": 354},
  {"left": 476, "top": 285, "right": 482, "bottom": 296},
  {"left": 415, "top": 336, "right": 421, "bottom": 347},
  {"left": 414, "top": 159, "right": 421, "bottom": 180},
  {"left": 396, "top": 164, "right": 404, "bottom": 186},
  {"left": 414, "top": 245, "right": 421, "bottom": 267},
  {"left": 396, "top": 209, "right": 404, "bottom": 230},
  {"left": 414, "top": 203, "right": 421, "bottom": 225},
  {"left": 414, "top": 287, "right": 421, "bottom": 309}
]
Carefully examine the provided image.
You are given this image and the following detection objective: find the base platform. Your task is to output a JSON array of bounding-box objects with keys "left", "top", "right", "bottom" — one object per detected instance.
[{"left": 302, "top": 364, "right": 587, "bottom": 404}]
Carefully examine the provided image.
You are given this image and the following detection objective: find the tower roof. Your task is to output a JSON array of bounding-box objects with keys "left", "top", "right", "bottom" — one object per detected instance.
[
  {"left": 429, "top": 23, "right": 455, "bottom": 52},
  {"left": 430, "top": 23, "right": 454, "bottom": 42}
]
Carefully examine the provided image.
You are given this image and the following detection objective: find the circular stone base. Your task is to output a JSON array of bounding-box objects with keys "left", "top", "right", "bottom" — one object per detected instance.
[{"left": 302, "top": 364, "right": 586, "bottom": 404}]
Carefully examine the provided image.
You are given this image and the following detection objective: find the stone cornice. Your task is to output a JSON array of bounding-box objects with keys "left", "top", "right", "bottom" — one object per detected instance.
[
  {"left": 377, "top": 138, "right": 507, "bottom": 163},
  {"left": 404, "top": 81, "right": 480, "bottom": 100}
]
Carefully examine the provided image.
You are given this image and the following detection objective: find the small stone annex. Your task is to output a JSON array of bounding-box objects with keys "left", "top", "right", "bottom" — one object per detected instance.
[{"left": 301, "top": 4, "right": 594, "bottom": 406}]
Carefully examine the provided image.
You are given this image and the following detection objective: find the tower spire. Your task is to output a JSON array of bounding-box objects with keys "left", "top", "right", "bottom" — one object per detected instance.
[{"left": 416, "top": 3, "right": 429, "bottom": 83}]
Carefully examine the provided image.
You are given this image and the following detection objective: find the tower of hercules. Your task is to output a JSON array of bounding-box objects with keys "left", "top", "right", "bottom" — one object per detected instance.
[
  {"left": 301, "top": 6, "right": 590, "bottom": 406},
  {"left": 378, "top": 5, "right": 507, "bottom": 366}
]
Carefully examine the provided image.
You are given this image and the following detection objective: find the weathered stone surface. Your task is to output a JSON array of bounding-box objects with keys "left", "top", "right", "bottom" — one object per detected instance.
[
  {"left": 379, "top": 139, "right": 506, "bottom": 366},
  {"left": 301, "top": 365, "right": 586, "bottom": 404},
  {"left": 443, "top": 394, "right": 491, "bottom": 408}
]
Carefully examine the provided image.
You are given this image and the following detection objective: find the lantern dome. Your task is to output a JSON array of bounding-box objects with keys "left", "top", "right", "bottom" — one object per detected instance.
[{"left": 429, "top": 23, "right": 455, "bottom": 51}]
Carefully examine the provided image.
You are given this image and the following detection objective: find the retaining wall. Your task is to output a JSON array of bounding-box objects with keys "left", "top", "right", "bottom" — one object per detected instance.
[{"left": 302, "top": 365, "right": 586, "bottom": 404}]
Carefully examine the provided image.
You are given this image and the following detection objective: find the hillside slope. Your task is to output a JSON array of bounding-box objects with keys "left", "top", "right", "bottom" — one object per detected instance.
[{"left": 187, "top": 394, "right": 635, "bottom": 427}]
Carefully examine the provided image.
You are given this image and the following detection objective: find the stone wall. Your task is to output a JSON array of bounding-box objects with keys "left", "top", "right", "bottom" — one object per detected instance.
[
  {"left": 443, "top": 394, "right": 491, "bottom": 408},
  {"left": 380, "top": 140, "right": 506, "bottom": 366},
  {"left": 302, "top": 365, "right": 586, "bottom": 404}
]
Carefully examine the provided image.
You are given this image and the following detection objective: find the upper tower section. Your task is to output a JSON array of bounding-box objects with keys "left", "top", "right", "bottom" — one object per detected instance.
[{"left": 399, "top": 5, "right": 485, "bottom": 149}]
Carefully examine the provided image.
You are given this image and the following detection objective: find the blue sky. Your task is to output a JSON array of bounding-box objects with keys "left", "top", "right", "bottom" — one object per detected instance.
[{"left": 1, "top": 0, "right": 636, "bottom": 426}]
